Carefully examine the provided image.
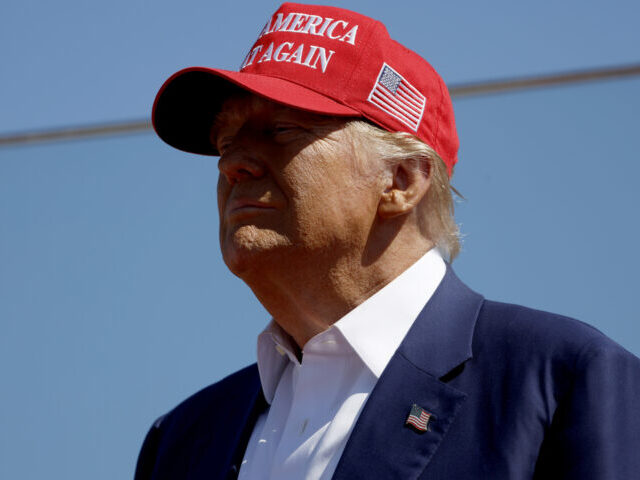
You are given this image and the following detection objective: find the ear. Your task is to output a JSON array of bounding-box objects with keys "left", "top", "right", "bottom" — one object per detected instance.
[{"left": 378, "top": 158, "right": 431, "bottom": 219}]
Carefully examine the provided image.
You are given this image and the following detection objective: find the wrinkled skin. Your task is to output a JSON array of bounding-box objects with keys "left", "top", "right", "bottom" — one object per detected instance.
[
  {"left": 212, "top": 94, "right": 432, "bottom": 348},
  {"left": 215, "top": 95, "right": 383, "bottom": 279}
]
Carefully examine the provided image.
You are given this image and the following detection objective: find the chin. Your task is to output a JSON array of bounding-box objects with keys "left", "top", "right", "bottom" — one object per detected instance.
[{"left": 220, "top": 224, "right": 291, "bottom": 277}]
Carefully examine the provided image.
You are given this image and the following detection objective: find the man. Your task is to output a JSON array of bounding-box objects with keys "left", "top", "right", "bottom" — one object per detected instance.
[{"left": 136, "top": 3, "right": 640, "bottom": 479}]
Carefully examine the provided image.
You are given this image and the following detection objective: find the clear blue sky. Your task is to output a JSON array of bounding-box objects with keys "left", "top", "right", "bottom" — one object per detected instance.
[{"left": 1, "top": 1, "right": 639, "bottom": 478}]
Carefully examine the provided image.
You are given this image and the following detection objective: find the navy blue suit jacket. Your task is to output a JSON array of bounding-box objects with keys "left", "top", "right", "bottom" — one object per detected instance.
[{"left": 135, "top": 268, "right": 640, "bottom": 479}]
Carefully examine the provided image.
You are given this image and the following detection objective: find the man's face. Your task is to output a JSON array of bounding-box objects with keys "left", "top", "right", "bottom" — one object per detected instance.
[{"left": 213, "top": 94, "right": 385, "bottom": 279}]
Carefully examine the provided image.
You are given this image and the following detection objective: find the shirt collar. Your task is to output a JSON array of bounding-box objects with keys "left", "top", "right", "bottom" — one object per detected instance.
[
  {"left": 333, "top": 248, "right": 445, "bottom": 378},
  {"left": 256, "top": 248, "right": 446, "bottom": 403},
  {"left": 256, "top": 321, "right": 298, "bottom": 403}
]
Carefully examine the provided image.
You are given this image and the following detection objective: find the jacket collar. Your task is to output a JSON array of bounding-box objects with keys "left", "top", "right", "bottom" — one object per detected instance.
[
  {"left": 332, "top": 266, "right": 484, "bottom": 480},
  {"left": 398, "top": 264, "right": 483, "bottom": 379}
]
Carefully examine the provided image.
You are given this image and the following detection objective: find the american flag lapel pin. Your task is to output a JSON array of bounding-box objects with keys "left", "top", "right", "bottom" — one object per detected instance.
[{"left": 405, "top": 404, "right": 433, "bottom": 432}]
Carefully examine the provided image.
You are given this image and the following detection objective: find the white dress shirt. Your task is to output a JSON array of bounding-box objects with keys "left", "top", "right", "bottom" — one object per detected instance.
[{"left": 237, "top": 249, "right": 446, "bottom": 480}]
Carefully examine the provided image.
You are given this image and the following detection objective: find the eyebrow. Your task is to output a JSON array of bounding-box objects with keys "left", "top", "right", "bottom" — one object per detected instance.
[{"left": 211, "top": 95, "right": 352, "bottom": 148}]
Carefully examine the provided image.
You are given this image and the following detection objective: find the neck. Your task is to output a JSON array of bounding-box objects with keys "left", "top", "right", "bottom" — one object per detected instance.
[{"left": 241, "top": 234, "right": 433, "bottom": 349}]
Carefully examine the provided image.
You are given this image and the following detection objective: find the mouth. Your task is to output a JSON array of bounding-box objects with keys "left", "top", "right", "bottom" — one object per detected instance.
[{"left": 225, "top": 197, "right": 278, "bottom": 219}]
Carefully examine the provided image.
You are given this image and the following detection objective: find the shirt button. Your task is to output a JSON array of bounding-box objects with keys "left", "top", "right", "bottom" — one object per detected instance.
[{"left": 300, "top": 418, "right": 309, "bottom": 434}]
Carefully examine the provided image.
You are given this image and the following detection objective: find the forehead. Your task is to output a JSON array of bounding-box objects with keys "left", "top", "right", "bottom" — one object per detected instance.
[{"left": 212, "top": 93, "right": 347, "bottom": 135}]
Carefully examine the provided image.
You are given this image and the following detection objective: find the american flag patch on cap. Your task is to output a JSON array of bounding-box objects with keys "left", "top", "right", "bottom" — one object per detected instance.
[
  {"left": 405, "top": 404, "right": 433, "bottom": 432},
  {"left": 367, "top": 63, "right": 426, "bottom": 132}
]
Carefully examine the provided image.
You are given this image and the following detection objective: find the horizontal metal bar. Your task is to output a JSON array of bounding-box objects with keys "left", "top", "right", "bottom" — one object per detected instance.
[
  {"left": 449, "top": 63, "right": 640, "bottom": 97},
  {"left": 0, "top": 120, "right": 151, "bottom": 147},
  {"left": 1, "top": 63, "right": 639, "bottom": 148}
]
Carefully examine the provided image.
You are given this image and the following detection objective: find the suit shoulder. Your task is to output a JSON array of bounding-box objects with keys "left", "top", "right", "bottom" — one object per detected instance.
[
  {"left": 135, "top": 365, "right": 261, "bottom": 479},
  {"left": 156, "top": 363, "right": 260, "bottom": 430},
  {"left": 474, "top": 299, "right": 631, "bottom": 361},
  {"left": 466, "top": 300, "right": 640, "bottom": 416}
]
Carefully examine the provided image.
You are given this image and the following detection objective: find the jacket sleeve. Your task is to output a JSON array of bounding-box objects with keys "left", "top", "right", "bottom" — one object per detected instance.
[
  {"left": 134, "top": 415, "right": 166, "bottom": 480},
  {"left": 533, "top": 339, "right": 640, "bottom": 479}
]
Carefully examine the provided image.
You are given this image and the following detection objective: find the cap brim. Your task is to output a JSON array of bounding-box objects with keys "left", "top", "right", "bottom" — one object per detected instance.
[{"left": 152, "top": 67, "right": 360, "bottom": 156}]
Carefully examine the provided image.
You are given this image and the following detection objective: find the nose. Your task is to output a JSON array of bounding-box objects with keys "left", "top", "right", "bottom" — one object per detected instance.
[{"left": 218, "top": 149, "right": 266, "bottom": 185}]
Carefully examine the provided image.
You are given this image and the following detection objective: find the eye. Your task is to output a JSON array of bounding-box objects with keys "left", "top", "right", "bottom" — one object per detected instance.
[
  {"left": 268, "top": 123, "right": 304, "bottom": 142},
  {"left": 216, "top": 136, "right": 233, "bottom": 154},
  {"left": 273, "top": 123, "right": 297, "bottom": 133}
]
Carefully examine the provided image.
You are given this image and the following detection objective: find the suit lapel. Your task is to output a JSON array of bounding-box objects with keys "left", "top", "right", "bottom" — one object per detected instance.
[
  {"left": 331, "top": 352, "right": 468, "bottom": 479},
  {"left": 333, "top": 267, "right": 484, "bottom": 480}
]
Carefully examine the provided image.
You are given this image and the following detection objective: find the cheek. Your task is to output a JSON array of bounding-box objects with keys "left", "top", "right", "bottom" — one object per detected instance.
[
  {"left": 217, "top": 176, "right": 230, "bottom": 214},
  {"left": 291, "top": 172, "right": 379, "bottom": 243},
  {"left": 281, "top": 142, "right": 383, "bottom": 238}
]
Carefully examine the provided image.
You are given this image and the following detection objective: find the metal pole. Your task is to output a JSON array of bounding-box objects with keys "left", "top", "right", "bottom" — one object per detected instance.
[{"left": 1, "top": 63, "right": 639, "bottom": 148}]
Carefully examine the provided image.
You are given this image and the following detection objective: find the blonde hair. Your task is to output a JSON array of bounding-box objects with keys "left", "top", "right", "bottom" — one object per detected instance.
[{"left": 342, "top": 120, "right": 461, "bottom": 261}]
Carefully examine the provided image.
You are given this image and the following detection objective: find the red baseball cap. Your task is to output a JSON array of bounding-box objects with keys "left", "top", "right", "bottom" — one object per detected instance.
[{"left": 152, "top": 2, "right": 459, "bottom": 175}]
